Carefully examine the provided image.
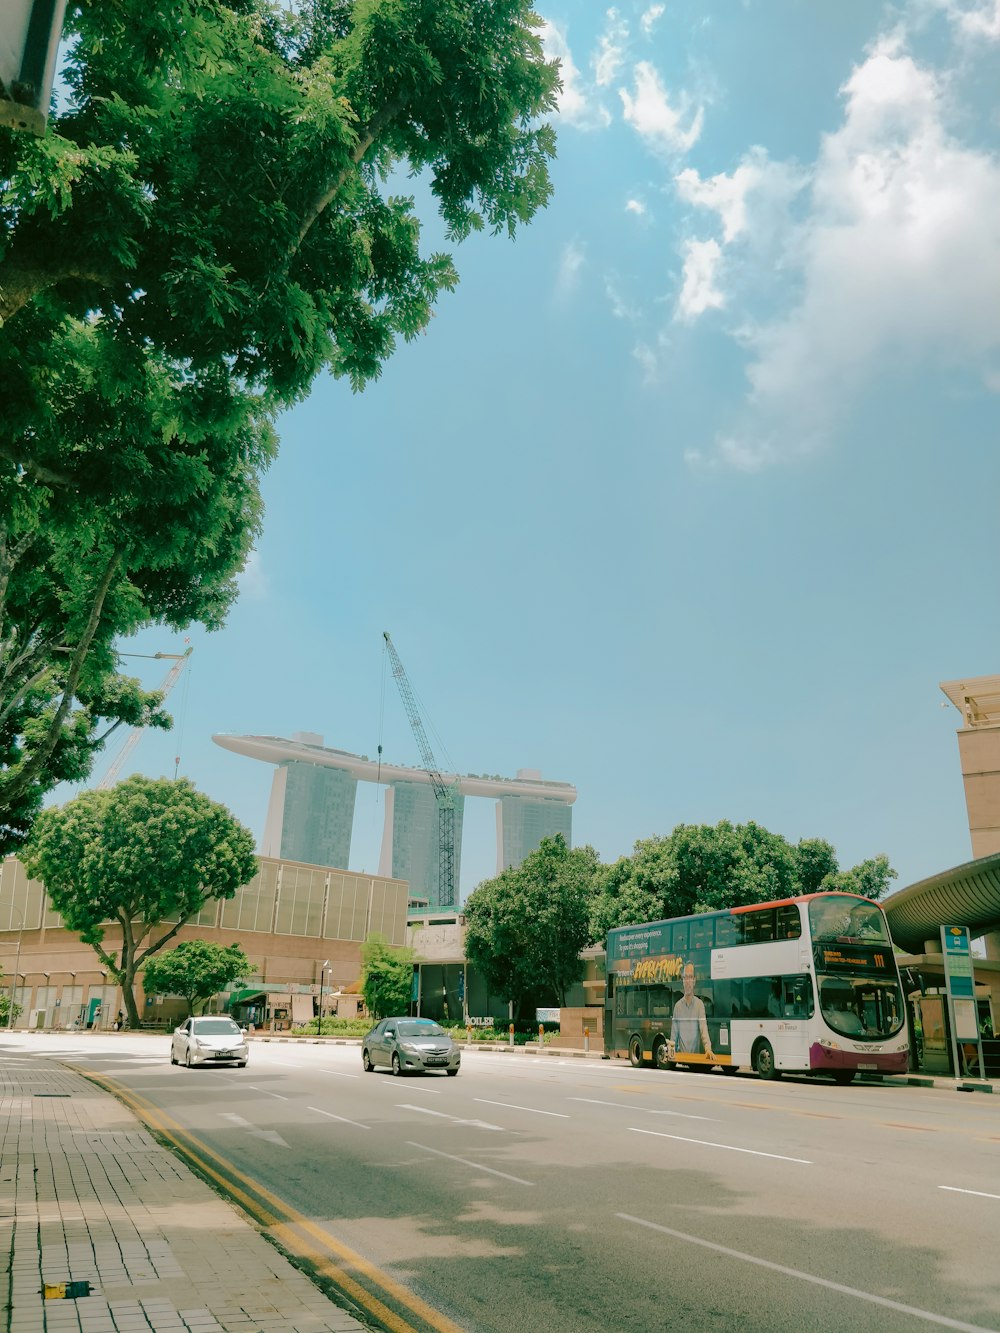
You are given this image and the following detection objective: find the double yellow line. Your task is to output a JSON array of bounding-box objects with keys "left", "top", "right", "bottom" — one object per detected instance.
[{"left": 81, "top": 1070, "right": 464, "bottom": 1333}]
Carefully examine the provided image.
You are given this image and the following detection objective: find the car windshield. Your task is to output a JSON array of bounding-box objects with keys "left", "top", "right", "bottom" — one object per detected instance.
[
  {"left": 192, "top": 1019, "right": 242, "bottom": 1035},
  {"left": 396, "top": 1020, "right": 446, "bottom": 1038}
]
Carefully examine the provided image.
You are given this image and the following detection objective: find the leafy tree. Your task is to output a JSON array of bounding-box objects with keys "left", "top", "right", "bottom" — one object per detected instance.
[
  {"left": 0, "top": 0, "right": 558, "bottom": 844},
  {"left": 20, "top": 775, "right": 258, "bottom": 1028},
  {"left": 141, "top": 940, "right": 252, "bottom": 1020},
  {"left": 360, "top": 933, "right": 415, "bottom": 1021},
  {"left": 464, "top": 835, "right": 599, "bottom": 1017},
  {"left": 591, "top": 821, "right": 897, "bottom": 935}
]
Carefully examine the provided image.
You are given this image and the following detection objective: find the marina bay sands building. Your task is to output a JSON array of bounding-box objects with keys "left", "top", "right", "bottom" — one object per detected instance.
[{"left": 213, "top": 733, "right": 576, "bottom": 907}]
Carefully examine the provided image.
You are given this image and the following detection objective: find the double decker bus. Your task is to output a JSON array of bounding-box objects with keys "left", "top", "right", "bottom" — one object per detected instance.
[{"left": 604, "top": 892, "right": 908, "bottom": 1083}]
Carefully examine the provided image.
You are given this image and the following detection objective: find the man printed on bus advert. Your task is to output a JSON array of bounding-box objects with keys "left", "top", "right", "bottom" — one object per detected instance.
[{"left": 668, "top": 962, "right": 714, "bottom": 1061}]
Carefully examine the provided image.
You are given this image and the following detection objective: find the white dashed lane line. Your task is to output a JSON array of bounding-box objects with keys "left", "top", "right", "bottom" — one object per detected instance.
[
  {"left": 630, "top": 1127, "right": 811, "bottom": 1163},
  {"left": 407, "top": 1141, "right": 535, "bottom": 1186},
  {"left": 569, "top": 1096, "right": 717, "bottom": 1122}
]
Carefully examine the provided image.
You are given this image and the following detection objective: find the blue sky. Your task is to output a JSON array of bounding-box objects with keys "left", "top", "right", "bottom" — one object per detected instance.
[{"left": 104, "top": 0, "right": 1000, "bottom": 902}]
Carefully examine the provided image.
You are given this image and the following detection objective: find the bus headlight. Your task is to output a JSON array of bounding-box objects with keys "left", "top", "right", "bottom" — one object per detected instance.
[{"left": 818, "top": 1038, "right": 841, "bottom": 1050}]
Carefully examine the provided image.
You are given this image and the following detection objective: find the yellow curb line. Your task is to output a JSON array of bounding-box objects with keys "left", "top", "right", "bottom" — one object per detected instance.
[{"left": 80, "top": 1069, "right": 463, "bottom": 1333}]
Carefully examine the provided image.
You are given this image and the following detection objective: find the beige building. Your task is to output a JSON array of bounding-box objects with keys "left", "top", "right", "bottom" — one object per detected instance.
[{"left": 0, "top": 854, "right": 408, "bottom": 1030}]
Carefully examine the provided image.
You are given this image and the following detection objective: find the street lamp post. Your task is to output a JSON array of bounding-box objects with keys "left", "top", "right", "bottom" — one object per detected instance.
[
  {"left": 317, "top": 959, "right": 329, "bottom": 1038},
  {"left": 6, "top": 908, "right": 24, "bottom": 1031},
  {"left": 0, "top": 1, "right": 69, "bottom": 135}
]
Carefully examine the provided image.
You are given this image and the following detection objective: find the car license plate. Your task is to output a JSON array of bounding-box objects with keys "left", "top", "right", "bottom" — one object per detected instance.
[
  {"left": 216, "top": 1050, "right": 234, "bottom": 1058},
  {"left": 425, "top": 1057, "right": 447, "bottom": 1065}
]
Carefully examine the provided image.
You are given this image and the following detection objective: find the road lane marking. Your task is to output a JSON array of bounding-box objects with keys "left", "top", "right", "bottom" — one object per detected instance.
[
  {"left": 408, "top": 1141, "right": 535, "bottom": 1185},
  {"left": 884, "top": 1122, "right": 935, "bottom": 1132},
  {"left": 570, "top": 1097, "right": 716, "bottom": 1122},
  {"left": 618, "top": 1214, "right": 992, "bottom": 1331},
  {"left": 309, "top": 1106, "right": 370, "bottom": 1130},
  {"left": 630, "top": 1127, "right": 811, "bottom": 1163},
  {"left": 218, "top": 1112, "right": 289, "bottom": 1146},
  {"left": 244, "top": 1086, "right": 288, "bottom": 1100},
  {"left": 78, "top": 1071, "right": 460, "bottom": 1333},
  {"left": 939, "top": 1185, "right": 1000, "bottom": 1200},
  {"left": 398, "top": 1104, "right": 504, "bottom": 1131},
  {"left": 474, "top": 1099, "right": 569, "bottom": 1118},
  {"left": 317, "top": 1068, "right": 359, "bottom": 1079}
]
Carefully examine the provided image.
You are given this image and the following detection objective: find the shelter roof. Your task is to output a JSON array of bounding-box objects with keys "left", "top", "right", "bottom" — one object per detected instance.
[{"left": 883, "top": 851, "right": 1000, "bottom": 954}]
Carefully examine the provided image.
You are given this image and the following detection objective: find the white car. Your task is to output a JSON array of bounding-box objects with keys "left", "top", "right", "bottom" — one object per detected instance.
[{"left": 171, "top": 1016, "right": 248, "bottom": 1068}]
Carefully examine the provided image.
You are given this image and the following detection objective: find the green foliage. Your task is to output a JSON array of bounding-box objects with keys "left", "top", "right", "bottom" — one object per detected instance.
[
  {"left": 0, "top": 1, "right": 558, "bottom": 844},
  {"left": 464, "top": 835, "right": 599, "bottom": 1014},
  {"left": 20, "top": 775, "right": 258, "bottom": 1026},
  {"left": 360, "top": 932, "right": 416, "bottom": 1020},
  {"left": 591, "top": 821, "right": 898, "bottom": 937},
  {"left": 289, "top": 1016, "right": 371, "bottom": 1038},
  {"left": 141, "top": 940, "right": 251, "bottom": 1019}
]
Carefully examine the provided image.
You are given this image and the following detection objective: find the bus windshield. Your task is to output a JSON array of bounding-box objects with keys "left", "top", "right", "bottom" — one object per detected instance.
[
  {"left": 817, "top": 977, "right": 903, "bottom": 1039},
  {"left": 809, "top": 896, "right": 890, "bottom": 944}
]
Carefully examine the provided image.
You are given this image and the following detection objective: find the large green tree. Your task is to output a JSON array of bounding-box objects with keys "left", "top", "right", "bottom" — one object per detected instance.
[
  {"left": 464, "top": 835, "right": 599, "bottom": 1017},
  {"left": 0, "top": 0, "right": 559, "bottom": 844},
  {"left": 20, "top": 775, "right": 258, "bottom": 1027},
  {"left": 591, "top": 821, "right": 897, "bottom": 938},
  {"left": 360, "top": 933, "right": 415, "bottom": 1020},
  {"left": 141, "top": 940, "right": 252, "bottom": 1021}
]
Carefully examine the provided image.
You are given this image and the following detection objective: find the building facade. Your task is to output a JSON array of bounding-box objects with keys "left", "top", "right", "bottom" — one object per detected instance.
[
  {"left": 214, "top": 732, "right": 576, "bottom": 908},
  {"left": 0, "top": 853, "right": 408, "bottom": 1031}
]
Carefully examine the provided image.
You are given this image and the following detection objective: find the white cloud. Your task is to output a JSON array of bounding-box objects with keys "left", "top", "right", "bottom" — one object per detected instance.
[
  {"left": 237, "top": 549, "right": 268, "bottom": 601},
  {"left": 675, "top": 147, "right": 803, "bottom": 243},
  {"left": 676, "top": 238, "right": 724, "bottom": 320},
  {"left": 694, "top": 35, "right": 1000, "bottom": 469},
  {"left": 593, "top": 9, "right": 629, "bottom": 87},
  {"left": 930, "top": 0, "right": 1000, "bottom": 38},
  {"left": 540, "top": 20, "right": 611, "bottom": 130},
  {"left": 619, "top": 62, "right": 703, "bottom": 155},
  {"left": 625, "top": 198, "right": 646, "bottom": 215},
  {"left": 640, "top": 4, "right": 666, "bottom": 38},
  {"left": 556, "top": 239, "right": 586, "bottom": 299}
]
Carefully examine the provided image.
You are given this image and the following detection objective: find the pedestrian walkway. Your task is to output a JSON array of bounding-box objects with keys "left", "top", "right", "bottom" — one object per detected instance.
[{"left": 0, "top": 1056, "right": 369, "bottom": 1333}]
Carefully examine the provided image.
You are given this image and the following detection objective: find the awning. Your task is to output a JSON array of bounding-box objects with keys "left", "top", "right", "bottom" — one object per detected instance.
[{"left": 228, "top": 989, "right": 265, "bottom": 1005}]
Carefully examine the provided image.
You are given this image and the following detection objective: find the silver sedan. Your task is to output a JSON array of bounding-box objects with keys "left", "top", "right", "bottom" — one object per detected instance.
[
  {"left": 362, "top": 1017, "right": 461, "bottom": 1076},
  {"left": 171, "top": 1016, "right": 249, "bottom": 1068}
]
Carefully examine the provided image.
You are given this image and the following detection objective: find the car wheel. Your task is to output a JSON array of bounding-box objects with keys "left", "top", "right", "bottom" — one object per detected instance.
[
  {"left": 446, "top": 1068, "right": 459, "bottom": 1077},
  {"left": 391, "top": 1052, "right": 402, "bottom": 1077},
  {"left": 170, "top": 1048, "right": 177, "bottom": 1065},
  {"left": 753, "top": 1039, "right": 780, "bottom": 1080},
  {"left": 362, "top": 1049, "right": 373, "bottom": 1072},
  {"left": 628, "top": 1035, "right": 644, "bottom": 1068},
  {"left": 185, "top": 1046, "right": 194, "bottom": 1068}
]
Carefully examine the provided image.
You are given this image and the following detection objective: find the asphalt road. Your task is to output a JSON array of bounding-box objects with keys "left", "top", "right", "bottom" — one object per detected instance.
[{"left": 8, "top": 1032, "right": 1000, "bottom": 1333}]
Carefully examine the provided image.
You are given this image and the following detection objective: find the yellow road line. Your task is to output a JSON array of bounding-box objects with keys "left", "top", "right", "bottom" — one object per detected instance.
[{"left": 80, "top": 1070, "right": 463, "bottom": 1333}]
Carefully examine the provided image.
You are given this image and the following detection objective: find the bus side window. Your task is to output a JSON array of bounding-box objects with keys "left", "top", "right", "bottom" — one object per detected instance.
[
  {"left": 690, "top": 916, "right": 713, "bottom": 951},
  {"left": 715, "top": 915, "right": 740, "bottom": 947},
  {"left": 777, "top": 904, "right": 802, "bottom": 939},
  {"left": 784, "top": 975, "right": 813, "bottom": 1018},
  {"left": 768, "top": 978, "right": 782, "bottom": 1017},
  {"left": 730, "top": 978, "right": 744, "bottom": 1017},
  {"left": 671, "top": 922, "right": 689, "bottom": 954}
]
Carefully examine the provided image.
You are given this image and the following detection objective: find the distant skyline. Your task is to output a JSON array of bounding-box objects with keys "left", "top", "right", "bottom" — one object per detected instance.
[{"left": 65, "top": 0, "right": 1000, "bottom": 901}]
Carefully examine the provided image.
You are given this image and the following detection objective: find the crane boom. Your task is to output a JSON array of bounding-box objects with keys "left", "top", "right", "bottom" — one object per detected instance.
[
  {"left": 95, "top": 647, "right": 193, "bottom": 790},
  {"left": 383, "top": 632, "right": 456, "bottom": 908}
]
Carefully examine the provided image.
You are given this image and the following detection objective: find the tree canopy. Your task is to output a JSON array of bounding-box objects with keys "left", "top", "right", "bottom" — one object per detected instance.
[
  {"left": 20, "top": 775, "right": 258, "bottom": 1027},
  {"left": 360, "top": 932, "right": 415, "bottom": 1020},
  {"left": 141, "top": 940, "right": 252, "bottom": 1021},
  {"left": 464, "top": 835, "right": 599, "bottom": 1016},
  {"left": 0, "top": 1, "right": 559, "bottom": 847},
  {"left": 590, "top": 821, "right": 897, "bottom": 939}
]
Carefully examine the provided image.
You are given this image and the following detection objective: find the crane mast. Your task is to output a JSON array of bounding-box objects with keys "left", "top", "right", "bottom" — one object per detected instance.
[
  {"left": 95, "top": 647, "right": 193, "bottom": 790},
  {"left": 383, "top": 632, "right": 456, "bottom": 908}
]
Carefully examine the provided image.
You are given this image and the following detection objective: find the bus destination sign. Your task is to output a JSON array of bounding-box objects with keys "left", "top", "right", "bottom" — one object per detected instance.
[{"left": 817, "top": 945, "right": 890, "bottom": 974}]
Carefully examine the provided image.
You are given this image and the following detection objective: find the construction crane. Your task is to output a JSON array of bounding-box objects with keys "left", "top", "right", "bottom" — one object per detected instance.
[
  {"left": 382, "top": 632, "right": 456, "bottom": 908},
  {"left": 94, "top": 647, "right": 193, "bottom": 790}
]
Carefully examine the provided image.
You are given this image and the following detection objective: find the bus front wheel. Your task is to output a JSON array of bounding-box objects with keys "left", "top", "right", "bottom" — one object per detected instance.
[
  {"left": 832, "top": 1069, "right": 856, "bottom": 1085},
  {"left": 628, "top": 1035, "right": 644, "bottom": 1068},
  {"left": 753, "top": 1039, "right": 781, "bottom": 1080}
]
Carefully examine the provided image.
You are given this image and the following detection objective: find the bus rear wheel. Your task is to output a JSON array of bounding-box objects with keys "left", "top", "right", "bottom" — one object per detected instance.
[
  {"left": 653, "top": 1038, "right": 672, "bottom": 1070},
  {"left": 753, "top": 1039, "right": 781, "bottom": 1080},
  {"left": 628, "top": 1035, "right": 644, "bottom": 1068}
]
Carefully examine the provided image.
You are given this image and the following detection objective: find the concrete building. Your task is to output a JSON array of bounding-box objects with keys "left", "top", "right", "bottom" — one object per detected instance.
[
  {"left": 214, "top": 732, "right": 576, "bottom": 907},
  {"left": 0, "top": 853, "right": 407, "bottom": 1031}
]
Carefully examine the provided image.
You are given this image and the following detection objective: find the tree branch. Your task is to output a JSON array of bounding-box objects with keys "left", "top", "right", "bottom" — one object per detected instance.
[
  {"left": 0, "top": 262, "right": 115, "bottom": 325},
  {"left": 0, "top": 439, "right": 76, "bottom": 488},
  {"left": 288, "top": 94, "right": 408, "bottom": 264}
]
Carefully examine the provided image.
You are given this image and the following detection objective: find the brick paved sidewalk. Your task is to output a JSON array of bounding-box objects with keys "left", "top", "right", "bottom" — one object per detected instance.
[{"left": 0, "top": 1058, "right": 369, "bottom": 1333}]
